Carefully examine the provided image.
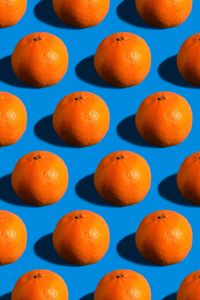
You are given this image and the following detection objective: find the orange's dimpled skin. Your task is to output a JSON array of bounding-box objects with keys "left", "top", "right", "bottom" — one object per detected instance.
[
  {"left": 53, "top": 0, "right": 110, "bottom": 28},
  {"left": 11, "top": 151, "right": 68, "bottom": 206},
  {"left": 0, "top": 92, "right": 27, "bottom": 146},
  {"left": 0, "top": 0, "right": 27, "bottom": 28},
  {"left": 11, "top": 269, "right": 68, "bottom": 300},
  {"left": 94, "top": 151, "right": 151, "bottom": 206},
  {"left": 135, "top": 0, "right": 192, "bottom": 28},
  {"left": 11, "top": 32, "right": 68, "bottom": 87},
  {"left": 53, "top": 91, "right": 110, "bottom": 147},
  {"left": 53, "top": 210, "right": 110, "bottom": 265},
  {"left": 94, "top": 32, "right": 151, "bottom": 87},
  {"left": 135, "top": 91, "right": 193, "bottom": 147},
  {"left": 0, "top": 210, "right": 27, "bottom": 265},
  {"left": 177, "top": 270, "right": 200, "bottom": 300},
  {"left": 177, "top": 152, "right": 200, "bottom": 205},
  {"left": 136, "top": 210, "right": 193, "bottom": 265},
  {"left": 94, "top": 269, "right": 151, "bottom": 300},
  {"left": 177, "top": 33, "right": 200, "bottom": 86}
]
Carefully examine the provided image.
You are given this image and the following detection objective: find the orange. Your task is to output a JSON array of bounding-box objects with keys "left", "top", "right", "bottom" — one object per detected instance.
[
  {"left": 177, "top": 33, "right": 200, "bottom": 86},
  {"left": 0, "top": 210, "right": 27, "bottom": 265},
  {"left": 94, "top": 32, "right": 151, "bottom": 87},
  {"left": 94, "top": 150, "right": 151, "bottom": 206},
  {"left": 135, "top": 91, "right": 193, "bottom": 147},
  {"left": 11, "top": 32, "right": 68, "bottom": 87},
  {"left": 53, "top": 210, "right": 110, "bottom": 265},
  {"left": 177, "top": 270, "right": 200, "bottom": 300},
  {"left": 53, "top": 91, "right": 110, "bottom": 147},
  {"left": 0, "top": 0, "right": 27, "bottom": 28},
  {"left": 135, "top": 0, "right": 192, "bottom": 28},
  {"left": 11, "top": 151, "right": 68, "bottom": 206},
  {"left": 94, "top": 269, "right": 151, "bottom": 300},
  {"left": 177, "top": 152, "right": 200, "bottom": 205},
  {"left": 12, "top": 269, "right": 68, "bottom": 300},
  {"left": 0, "top": 91, "right": 27, "bottom": 146},
  {"left": 53, "top": 0, "right": 110, "bottom": 28},
  {"left": 136, "top": 210, "right": 193, "bottom": 265}
]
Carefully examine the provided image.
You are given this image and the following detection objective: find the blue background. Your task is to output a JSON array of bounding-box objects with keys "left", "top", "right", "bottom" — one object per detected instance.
[{"left": 0, "top": 0, "right": 200, "bottom": 299}]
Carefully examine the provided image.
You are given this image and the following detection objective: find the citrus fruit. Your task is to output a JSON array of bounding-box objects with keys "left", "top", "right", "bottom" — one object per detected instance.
[
  {"left": 53, "top": 210, "right": 110, "bottom": 265},
  {"left": 0, "top": 0, "right": 27, "bottom": 28},
  {"left": 53, "top": 91, "right": 110, "bottom": 147},
  {"left": 11, "top": 151, "right": 68, "bottom": 206},
  {"left": 94, "top": 150, "right": 151, "bottom": 206},
  {"left": 135, "top": 91, "right": 193, "bottom": 147},
  {"left": 136, "top": 210, "right": 193, "bottom": 265},
  {"left": 177, "top": 270, "right": 200, "bottom": 300},
  {"left": 94, "top": 32, "right": 151, "bottom": 87}
]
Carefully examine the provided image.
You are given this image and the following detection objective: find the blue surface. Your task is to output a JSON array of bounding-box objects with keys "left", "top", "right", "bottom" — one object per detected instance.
[{"left": 0, "top": 1, "right": 200, "bottom": 299}]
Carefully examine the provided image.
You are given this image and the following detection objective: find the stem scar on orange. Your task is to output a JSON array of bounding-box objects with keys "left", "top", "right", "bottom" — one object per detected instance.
[
  {"left": 0, "top": 210, "right": 27, "bottom": 266},
  {"left": 0, "top": 91, "right": 27, "bottom": 146},
  {"left": 53, "top": 0, "right": 110, "bottom": 28},
  {"left": 53, "top": 91, "right": 110, "bottom": 147},
  {"left": 11, "top": 269, "right": 68, "bottom": 300},
  {"left": 11, "top": 151, "right": 68, "bottom": 206},
  {"left": 177, "top": 33, "right": 200, "bottom": 86},
  {"left": 135, "top": 0, "right": 192, "bottom": 28},
  {"left": 177, "top": 270, "right": 200, "bottom": 300},
  {"left": 135, "top": 91, "right": 193, "bottom": 147},
  {"left": 177, "top": 152, "right": 200, "bottom": 205},
  {"left": 11, "top": 32, "right": 68, "bottom": 87},
  {"left": 136, "top": 210, "right": 193, "bottom": 265},
  {"left": 94, "top": 269, "right": 151, "bottom": 300},
  {"left": 0, "top": 0, "right": 27, "bottom": 28},
  {"left": 94, "top": 32, "right": 151, "bottom": 87},
  {"left": 53, "top": 210, "right": 110, "bottom": 265},
  {"left": 94, "top": 150, "right": 151, "bottom": 206}
]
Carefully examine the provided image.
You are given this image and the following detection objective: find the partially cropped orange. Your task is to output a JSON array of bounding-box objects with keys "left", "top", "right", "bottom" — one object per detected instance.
[
  {"left": 94, "top": 32, "right": 151, "bottom": 87},
  {"left": 177, "top": 270, "right": 200, "bottom": 300},
  {"left": 11, "top": 32, "right": 68, "bottom": 87},
  {"left": 12, "top": 269, "right": 68, "bottom": 300},
  {"left": 53, "top": 0, "right": 110, "bottom": 28},
  {"left": 53, "top": 210, "right": 110, "bottom": 265},
  {"left": 135, "top": 0, "right": 192, "bottom": 28},
  {"left": 135, "top": 91, "right": 193, "bottom": 147},
  {"left": 0, "top": 91, "right": 27, "bottom": 146},
  {"left": 136, "top": 210, "right": 193, "bottom": 265},
  {"left": 53, "top": 91, "right": 110, "bottom": 147},
  {"left": 177, "top": 33, "right": 200, "bottom": 86},
  {"left": 177, "top": 152, "right": 200, "bottom": 205},
  {"left": 0, "top": 210, "right": 27, "bottom": 265},
  {"left": 0, "top": 0, "right": 27, "bottom": 28},
  {"left": 94, "top": 269, "right": 151, "bottom": 300},
  {"left": 94, "top": 150, "right": 151, "bottom": 206},
  {"left": 11, "top": 151, "right": 68, "bottom": 206}
]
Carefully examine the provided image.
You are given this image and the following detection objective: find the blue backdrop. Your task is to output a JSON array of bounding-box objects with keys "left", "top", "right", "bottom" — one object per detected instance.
[{"left": 0, "top": 1, "right": 200, "bottom": 299}]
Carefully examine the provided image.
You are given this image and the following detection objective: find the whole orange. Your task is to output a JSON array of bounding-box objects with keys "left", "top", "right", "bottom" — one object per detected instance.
[
  {"left": 53, "top": 210, "right": 110, "bottom": 265},
  {"left": 94, "top": 32, "right": 151, "bottom": 87},
  {"left": 12, "top": 269, "right": 68, "bottom": 300},
  {"left": 177, "top": 152, "right": 200, "bottom": 205},
  {"left": 11, "top": 151, "right": 68, "bottom": 206},
  {"left": 135, "top": 91, "right": 193, "bottom": 147},
  {"left": 0, "top": 91, "right": 27, "bottom": 146},
  {"left": 53, "top": 91, "right": 110, "bottom": 147},
  {"left": 11, "top": 32, "right": 68, "bottom": 87},
  {"left": 0, "top": 210, "right": 27, "bottom": 265},
  {"left": 0, "top": 0, "right": 27, "bottom": 28},
  {"left": 135, "top": 0, "right": 192, "bottom": 28},
  {"left": 53, "top": 0, "right": 110, "bottom": 28},
  {"left": 136, "top": 210, "right": 193, "bottom": 265},
  {"left": 94, "top": 269, "right": 151, "bottom": 300},
  {"left": 94, "top": 150, "right": 151, "bottom": 206},
  {"left": 177, "top": 270, "right": 200, "bottom": 300},
  {"left": 177, "top": 33, "right": 200, "bottom": 86}
]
